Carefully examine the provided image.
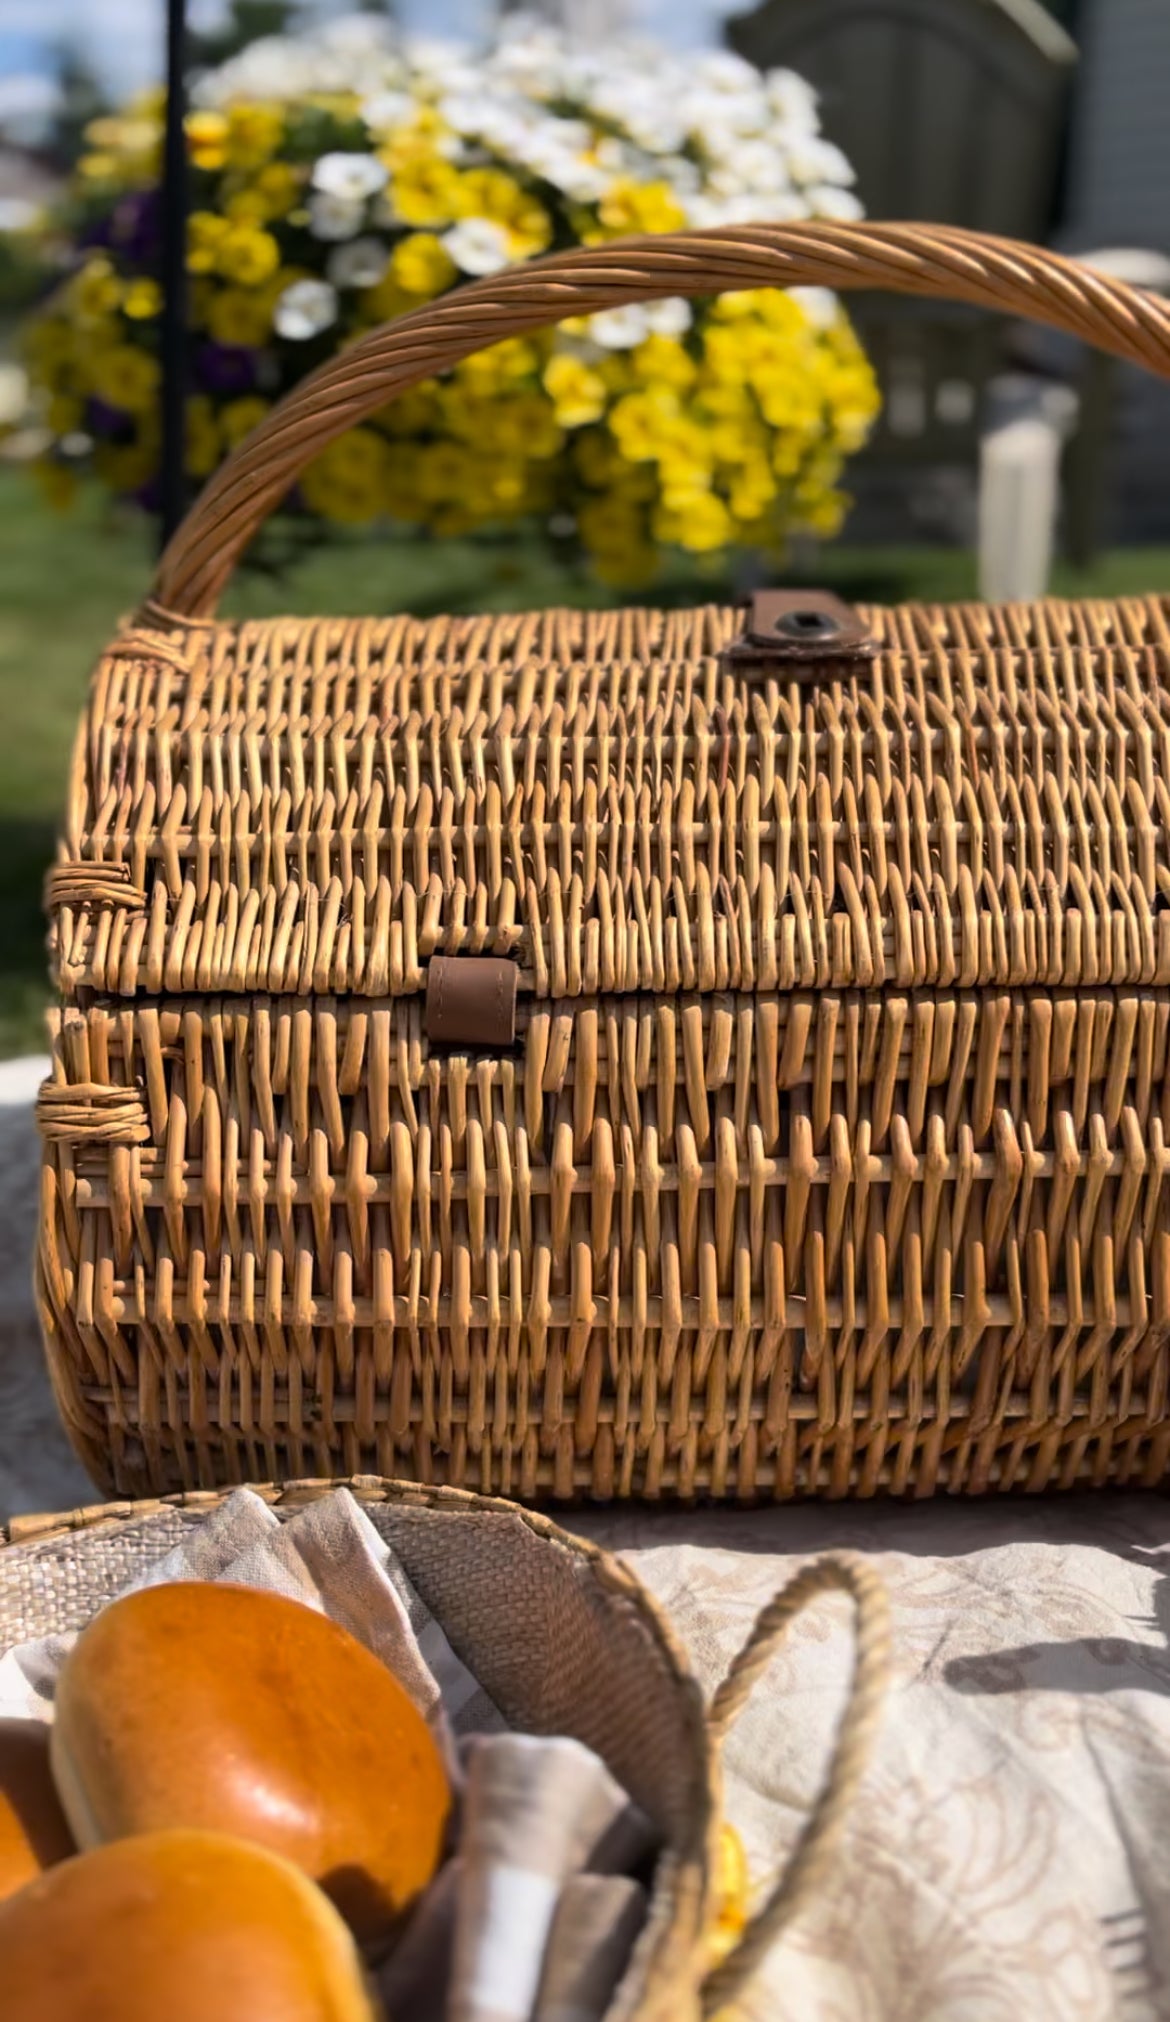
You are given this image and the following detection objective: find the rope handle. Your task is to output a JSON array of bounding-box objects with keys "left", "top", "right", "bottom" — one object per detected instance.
[
  {"left": 700, "top": 1554, "right": 891, "bottom": 2017},
  {"left": 149, "top": 220, "right": 1170, "bottom": 621}
]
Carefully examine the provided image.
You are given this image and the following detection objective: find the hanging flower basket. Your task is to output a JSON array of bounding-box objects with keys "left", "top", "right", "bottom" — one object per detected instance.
[{"left": 22, "top": 16, "right": 879, "bottom": 584}]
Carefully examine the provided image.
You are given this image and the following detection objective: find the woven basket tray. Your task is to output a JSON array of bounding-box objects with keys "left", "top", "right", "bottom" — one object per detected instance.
[
  {"left": 33, "top": 220, "right": 1170, "bottom": 1499},
  {"left": 0, "top": 1477, "right": 887, "bottom": 2020}
]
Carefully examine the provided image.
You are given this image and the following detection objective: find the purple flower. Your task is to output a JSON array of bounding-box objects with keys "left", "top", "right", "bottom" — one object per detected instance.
[
  {"left": 112, "top": 188, "right": 162, "bottom": 267},
  {"left": 86, "top": 397, "right": 134, "bottom": 441},
  {"left": 196, "top": 343, "right": 256, "bottom": 395},
  {"left": 132, "top": 474, "right": 163, "bottom": 513},
  {"left": 78, "top": 215, "right": 113, "bottom": 252}
]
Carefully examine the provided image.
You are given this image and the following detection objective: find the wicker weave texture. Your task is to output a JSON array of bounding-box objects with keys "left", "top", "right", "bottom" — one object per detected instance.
[
  {"left": 49, "top": 595, "right": 1170, "bottom": 1005},
  {"left": 36, "top": 221, "right": 1170, "bottom": 1501},
  {"left": 37, "top": 963, "right": 1170, "bottom": 1497}
]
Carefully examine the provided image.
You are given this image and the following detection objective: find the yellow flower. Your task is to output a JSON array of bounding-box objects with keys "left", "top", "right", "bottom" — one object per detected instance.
[
  {"left": 391, "top": 232, "right": 456, "bottom": 298},
  {"left": 544, "top": 354, "right": 607, "bottom": 429},
  {"left": 71, "top": 258, "right": 122, "bottom": 323},
  {"left": 632, "top": 334, "right": 695, "bottom": 392},
  {"left": 225, "top": 161, "right": 302, "bottom": 225},
  {"left": 456, "top": 168, "right": 551, "bottom": 257},
  {"left": 186, "top": 109, "right": 229, "bottom": 171},
  {"left": 255, "top": 161, "right": 302, "bottom": 214},
  {"left": 377, "top": 384, "right": 439, "bottom": 438},
  {"left": 595, "top": 179, "right": 686, "bottom": 239},
  {"left": 77, "top": 153, "right": 118, "bottom": 184},
  {"left": 187, "top": 211, "right": 228, "bottom": 274},
  {"left": 574, "top": 431, "right": 625, "bottom": 489},
  {"left": 48, "top": 392, "right": 83, "bottom": 434},
  {"left": 414, "top": 440, "right": 480, "bottom": 503},
  {"left": 577, "top": 496, "right": 647, "bottom": 559},
  {"left": 185, "top": 395, "right": 220, "bottom": 479},
  {"left": 88, "top": 344, "right": 161, "bottom": 414},
  {"left": 220, "top": 396, "right": 270, "bottom": 448},
  {"left": 728, "top": 459, "right": 778, "bottom": 521},
  {"left": 389, "top": 155, "right": 463, "bottom": 227},
  {"left": 609, "top": 386, "right": 684, "bottom": 461},
  {"left": 23, "top": 318, "right": 73, "bottom": 371},
  {"left": 381, "top": 445, "right": 422, "bottom": 520},
  {"left": 481, "top": 393, "right": 562, "bottom": 459},
  {"left": 33, "top": 459, "right": 78, "bottom": 511},
  {"left": 214, "top": 224, "right": 280, "bottom": 287},
  {"left": 300, "top": 428, "right": 392, "bottom": 524},
  {"left": 795, "top": 488, "right": 848, "bottom": 539},
  {"left": 357, "top": 274, "right": 418, "bottom": 326},
  {"left": 206, "top": 288, "right": 273, "bottom": 348},
  {"left": 226, "top": 105, "right": 284, "bottom": 171},
  {"left": 655, "top": 488, "right": 733, "bottom": 553},
  {"left": 457, "top": 337, "right": 541, "bottom": 393},
  {"left": 123, "top": 278, "right": 163, "bottom": 321}
]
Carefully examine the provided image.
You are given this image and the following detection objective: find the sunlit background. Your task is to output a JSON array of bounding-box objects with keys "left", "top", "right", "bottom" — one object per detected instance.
[{"left": 0, "top": 0, "right": 1167, "bottom": 1057}]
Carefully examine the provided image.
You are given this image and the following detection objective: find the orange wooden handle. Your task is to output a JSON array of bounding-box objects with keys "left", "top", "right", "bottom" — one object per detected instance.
[{"left": 152, "top": 220, "right": 1170, "bottom": 619}]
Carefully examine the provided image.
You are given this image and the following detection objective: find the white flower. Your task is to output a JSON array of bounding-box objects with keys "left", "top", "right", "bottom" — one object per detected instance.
[
  {"left": 316, "top": 16, "right": 395, "bottom": 61},
  {"left": 312, "top": 151, "right": 389, "bottom": 201},
  {"left": 788, "top": 286, "right": 837, "bottom": 329},
  {"left": 0, "top": 363, "right": 28, "bottom": 426},
  {"left": 643, "top": 297, "right": 692, "bottom": 338},
  {"left": 659, "top": 155, "right": 702, "bottom": 198},
  {"left": 0, "top": 196, "right": 36, "bottom": 232},
  {"left": 549, "top": 157, "right": 611, "bottom": 203},
  {"left": 786, "top": 137, "right": 856, "bottom": 188},
  {"left": 442, "top": 218, "right": 513, "bottom": 276},
  {"left": 404, "top": 36, "right": 473, "bottom": 85},
  {"left": 807, "top": 185, "right": 864, "bottom": 222},
  {"left": 587, "top": 305, "right": 652, "bottom": 351},
  {"left": 274, "top": 278, "right": 339, "bottom": 341},
  {"left": 326, "top": 236, "right": 390, "bottom": 289},
  {"left": 308, "top": 191, "right": 367, "bottom": 241},
  {"left": 360, "top": 90, "right": 414, "bottom": 133},
  {"left": 192, "top": 35, "right": 316, "bottom": 107},
  {"left": 681, "top": 86, "right": 768, "bottom": 142},
  {"left": 691, "top": 51, "right": 761, "bottom": 94},
  {"left": 708, "top": 140, "right": 793, "bottom": 198},
  {"left": 765, "top": 69, "right": 819, "bottom": 135}
]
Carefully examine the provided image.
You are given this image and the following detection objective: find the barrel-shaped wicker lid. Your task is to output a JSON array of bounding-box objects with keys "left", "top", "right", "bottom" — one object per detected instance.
[{"left": 48, "top": 589, "right": 1170, "bottom": 1005}]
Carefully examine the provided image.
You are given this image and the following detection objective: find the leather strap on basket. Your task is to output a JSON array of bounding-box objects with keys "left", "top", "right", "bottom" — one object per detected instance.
[
  {"left": 151, "top": 221, "right": 1170, "bottom": 620},
  {"left": 700, "top": 1554, "right": 891, "bottom": 2017}
]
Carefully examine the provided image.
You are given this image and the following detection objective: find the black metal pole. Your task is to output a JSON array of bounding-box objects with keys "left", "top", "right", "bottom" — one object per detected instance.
[{"left": 159, "top": 0, "right": 189, "bottom": 549}]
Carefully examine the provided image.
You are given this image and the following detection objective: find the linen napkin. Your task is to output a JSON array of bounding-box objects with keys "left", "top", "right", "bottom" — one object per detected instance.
[
  {"left": 0, "top": 1487, "right": 656, "bottom": 2022},
  {"left": 0, "top": 1487, "right": 504, "bottom": 1749}
]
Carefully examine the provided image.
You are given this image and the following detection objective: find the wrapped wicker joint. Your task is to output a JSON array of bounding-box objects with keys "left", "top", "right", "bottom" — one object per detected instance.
[{"left": 34, "top": 221, "right": 1170, "bottom": 1500}]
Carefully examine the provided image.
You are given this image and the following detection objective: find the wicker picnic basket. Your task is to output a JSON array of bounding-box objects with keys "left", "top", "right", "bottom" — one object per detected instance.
[
  {"left": 34, "top": 220, "right": 1170, "bottom": 1501},
  {"left": 0, "top": 1478, "right": 887, "bottom": 2020}
]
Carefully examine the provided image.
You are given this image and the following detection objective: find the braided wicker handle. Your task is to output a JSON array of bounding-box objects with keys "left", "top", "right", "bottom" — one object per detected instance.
[
  {"left": 153, "top": 220, "right": 1170, "bottom": 620},
  {"left": 700, "top": 1554, "right": 890, "bottom": 2017}
]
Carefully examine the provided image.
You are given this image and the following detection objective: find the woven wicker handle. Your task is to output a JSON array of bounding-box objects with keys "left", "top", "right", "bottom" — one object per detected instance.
[
  {"left": 152, "top": 219, "right": 1170, "bottom": 620},
  {"left": 700, "top": 1554, "right": 890, "bottom": 2017}
]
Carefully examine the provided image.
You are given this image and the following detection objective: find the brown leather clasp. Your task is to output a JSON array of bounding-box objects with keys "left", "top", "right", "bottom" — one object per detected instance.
[
  {"left": 724, "top": 588, "right": 876, "bottom": 673},
  {"left": 425, "top": 956, "right": 518, "bottom": 1049}
]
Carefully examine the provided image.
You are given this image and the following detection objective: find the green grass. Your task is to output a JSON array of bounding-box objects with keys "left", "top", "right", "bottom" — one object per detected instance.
[{"left": 2, "top": 461, "right": 1168, "bottom": 1057}]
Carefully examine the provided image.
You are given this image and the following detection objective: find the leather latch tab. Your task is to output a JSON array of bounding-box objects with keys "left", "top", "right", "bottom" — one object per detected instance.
[
  {"left": 724, "top": 588, "right": 877, "bottom": 672},
  {"left": 425, "top": 957, "right": 519, "bottom": 1049}
]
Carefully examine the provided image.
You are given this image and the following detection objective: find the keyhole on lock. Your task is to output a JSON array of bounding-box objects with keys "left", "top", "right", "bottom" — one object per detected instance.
[{"left": 773, "top": 608, "right": 842, "bottom": 641}]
